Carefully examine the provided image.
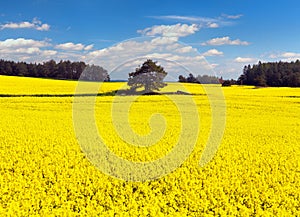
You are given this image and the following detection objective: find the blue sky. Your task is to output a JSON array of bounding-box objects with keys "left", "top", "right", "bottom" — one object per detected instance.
[{"left": 1, "top": 0, "right": 300, "bottom": 79}]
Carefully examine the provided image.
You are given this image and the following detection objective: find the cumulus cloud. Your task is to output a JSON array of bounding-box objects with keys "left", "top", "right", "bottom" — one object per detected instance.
[
  {"left": 42, "top": 50, "right": 58, "bottom": 56},
  {"left": 281, "top": 52, "right": 300, "bottom": 58},
  {"left": 175, "top": 46, "right": 196, "bottom": 53},
  {"left": 0, "top": 38, "right": 50, "bottom": 49},
  {"left": 0, "top": 18, "right": 50, "bottom": 31},
  {"left": 201, "top": 36, "right": 250, "bottom": 46},
  {"left": 151, "top": 37, "right": 179, "bottom": 45},
  {"left": 3, "top": 48, "right": 56, "bottom": 56},
  {"left": 137, "top": 23, "right": 200, "bottom": 37},
  {"left": 86, "top": 37, "right": 214, "bottom": 80},
  {"left": 0, "top": 36, "right": 216, "bottom": 79},
  {"left": 269, "top": 52, "right": 300, "bottom": 62},
  {"left": 55, "top": 42, "right": 93, "bottom": 51},
  {"left": 89, "top": 40, "right": 153, "bottom": 59},
  {"left": 234, "top": 57, "right": 256, "bottom": 63},
  {"left": 0, "top": 38, "right": 78, "bottom": 63},
  {"left": 84, "top": 44, "right": 94, "bottom": 51},
  {"left": 270, "top": 52, "right": 300, "bottom": 59},
  {"left": 202, "top": 49, "right": 223, "bottom": 56},
  {"left": 0, "top": 47, "right": 41, "bottom": 55},
  {"left": 207, "top": 23, "right": 219, "bottom": 28}
]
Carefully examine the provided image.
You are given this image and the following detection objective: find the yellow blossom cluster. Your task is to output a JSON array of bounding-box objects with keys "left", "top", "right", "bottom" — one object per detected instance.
[{"left": 0, "top": 75, "right": 299, "bottom": 216}]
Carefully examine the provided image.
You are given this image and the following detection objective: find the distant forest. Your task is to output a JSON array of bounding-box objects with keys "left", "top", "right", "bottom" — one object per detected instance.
[
  {"left": 178, "top": 73, "right": 220, "bottom": 84},
  {"left": 238, "top": 60, "right": 300, "bottom": 87},
  {"left": 0, "top": 59, "right": 110, "bottom": 81},
  {"left": 0, "top": 59, "right": 299, "bottom": 87}
]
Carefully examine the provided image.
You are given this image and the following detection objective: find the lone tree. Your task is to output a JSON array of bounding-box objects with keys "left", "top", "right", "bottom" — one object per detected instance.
[
  {"left": 80, "top": 64, "right": 110, "bottom": 81},
  {"left": 128, "top": 59, "right": 168, "bottom": 93}
]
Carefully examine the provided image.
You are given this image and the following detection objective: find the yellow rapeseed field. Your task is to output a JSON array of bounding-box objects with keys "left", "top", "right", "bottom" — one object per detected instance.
[{"left": 0, "top": 75, "right": 299, "bottom": 216}]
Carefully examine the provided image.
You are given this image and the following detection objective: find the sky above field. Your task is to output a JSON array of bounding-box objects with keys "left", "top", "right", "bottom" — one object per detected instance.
[{"left": 1, "top": 0, "right": 300, "bottom": 79}]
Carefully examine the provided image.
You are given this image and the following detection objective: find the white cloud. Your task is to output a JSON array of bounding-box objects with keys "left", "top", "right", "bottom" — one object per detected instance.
[
  {"left": 2, "top": 22, "right": 34, "bottom": 29},
  {"left": 202, "top": 49, "right": 223, "bottom": 56},
  {"left": 84, "top": 44, "right": 94, "bottom": 51},
  {"left": 222, "top": 14, "right": 243, "bottom": 19},
  {"left": 1, "top": 47, "right": 41, "bottom": 55},
  {"left": 212, "top": 59, "right": 253, "bottom": 79},
  {"left": 89, "top": 40, "right": 151, "bottom": 59},
  {"left": 0, "top": 39, "right": 55, "bottom": 57},
  {"left": 36, "top": 24, "right": 50, "bottom": 31},
  {"left": 148, "top": 15, "right": 239, "bottom": 28},
  {"left": 0, "top": 36, "right": 217, "bottom": 79},
  {"left": 17, "top": 47, "right": 41, "bottom": 54},
  {"left": 0, "top": 38, "right": 69, "bottom": 62},
  {"left": 207, "top": 23, "right": 219, "bottom": 28},
  {"left": 55, "top": 42, "right": 93, "bottom": 51},
  {"left": 210, "top": 63, "right": 219, "bottom": 68},
  {"left": 165, "top": 43, "right": 181, "bottom": 51},
  {"left": 42, "top": 50, "right": 58, "bottom": 56},
  {"left": 149, "top": 15, "right": 219, "bottom": 23},
  {"left": 281, "top": 52, "right": 300, "bottom": 58},
  {"left": 0, "top": 38, "right": 49, "bottom": 49},
  {"left": 0, "top": 18, "right": 50, "bottom": 31},
  {"left": 85, "top": 37, "right": 215, "bottom": 80},
  {"left": 234, "top": 57, "right": 256, "bottom": 63},
  {"left": 175, "top": 46, "right": 196, "bottom": 53},
  {"left": 270, "top": 52, "right": 300, "bottom": 59},
  {"left": 151, "top": 37, "right": 179, "bottom": 45},
  {"left": 269, "top": 52, "right": 300, "bottom": 62},
  {"left": 137, "top": 23, "right": 200, "bottom": 37},
  {"left": 201, "top": 36, "right": 250, "bottom": 46}
]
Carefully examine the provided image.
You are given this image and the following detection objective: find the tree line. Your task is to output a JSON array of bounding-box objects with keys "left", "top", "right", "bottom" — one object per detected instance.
[
  {"left": 178, "top": 73, "right": 221, "bottom": 84},
  {"left": 238, "top": 60, "right": 300, "bottom": 87},
  {"left": 1, "top": 58, "right": 299, "bottom": 87},
  {"left": 178, "top": 60, "right": 300, "bottom": 87},
  {"left": 0, "top": 59, "right": 110, "bottom": 81}
]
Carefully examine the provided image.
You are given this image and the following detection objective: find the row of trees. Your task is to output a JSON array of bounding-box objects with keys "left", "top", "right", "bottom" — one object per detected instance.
[
  {"left": 238, "top": 60, "right": 300, "bottom": 87},
  {"left": 1, "top": 58, "right": 299, "bottom": 87},
  {"left": 178, "top": 73, "right": 238, "bottom": 86},
  {"left": 178, "top": 73, "right": 220, "bottom": 84},
  {"left": 0, "top": 59, "right": 110, "bottom": 81},
  {"left": 179, "top": 60, "right": 300, "bottom": 87}
]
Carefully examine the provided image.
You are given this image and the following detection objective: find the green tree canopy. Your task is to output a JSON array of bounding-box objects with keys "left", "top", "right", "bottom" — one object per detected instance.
[
  {"left": 0, "top": 59, "right": 109, "bottom": 81},
  {"left": 128, "top": 59, "right": 168, "bottom": 92},
  {"left": 238, "top": 60, "right": 300, "bottom": 87}
]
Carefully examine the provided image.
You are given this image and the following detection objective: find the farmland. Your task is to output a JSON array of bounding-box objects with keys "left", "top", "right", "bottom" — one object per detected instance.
[{"left": 0, "top": 75, "right": 299, "bottom": 216}]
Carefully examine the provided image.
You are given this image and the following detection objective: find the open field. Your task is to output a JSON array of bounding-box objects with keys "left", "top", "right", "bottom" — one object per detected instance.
[{"left": 0, "top": 75, "right": 299, "bottom": 216}]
